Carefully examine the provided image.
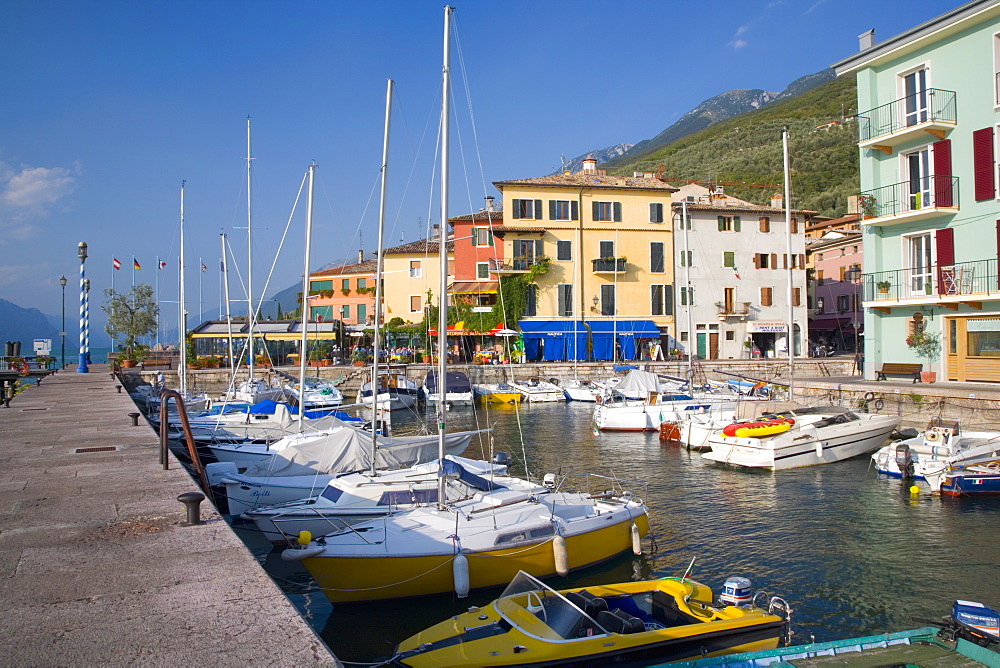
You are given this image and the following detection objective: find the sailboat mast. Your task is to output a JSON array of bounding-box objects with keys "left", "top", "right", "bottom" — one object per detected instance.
[
  {"left": 682, "top": 198, "right": 693, "bottom": 380},
  {"left": 782, "top": 126, "right": 794, "bottom": 397},
  {"left": 221, "top": 232, "right": 235, "bottom": 371},
  {"left": 370, "top": 78, "right": 393, "bottom": 476},
  {"left": 437, "top": 5, "right": 453, "bottom": 510},
  {"left": 246, "top": 116, "right": 255, "bottom": 384},
  {"left": 179, "top": 181, "right": 188, "bottom": 396},
  {"left": 298, "top": 164, "right": 316, "bottom": 431}
]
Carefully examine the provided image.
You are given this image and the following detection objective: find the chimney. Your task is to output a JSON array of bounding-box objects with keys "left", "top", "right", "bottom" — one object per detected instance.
[
  {"left": 582, "top": 157, "right": 597, "bottom": 173},
  {"left": 358, "top": 249, "right": 364, "bottom": 264},
  {"left": 858, "top": 29, "right": 874, "bottom": 51},
  {"left": 770, "top": 193, "right": 783, "bottom": 209},
  {"left": 484, "top": 195, "right": 494, "bottom": 212}
]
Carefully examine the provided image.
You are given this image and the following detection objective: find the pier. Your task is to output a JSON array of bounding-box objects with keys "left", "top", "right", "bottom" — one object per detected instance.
[{"left": 0, "top": 366, "right": 338, "bottom": 665}]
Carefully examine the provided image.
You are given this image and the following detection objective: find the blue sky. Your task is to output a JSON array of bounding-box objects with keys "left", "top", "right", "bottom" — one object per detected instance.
[{"left": 1, "top": 0, "right": 953, "bottom": 331}]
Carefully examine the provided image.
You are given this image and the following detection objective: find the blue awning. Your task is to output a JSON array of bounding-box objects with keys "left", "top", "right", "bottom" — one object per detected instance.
[
  {"left": 588, "top": 320, "right": 662, "bottom": 360},
  {"left": 517, "top": 320, "right": 588, "bottom": 361}
]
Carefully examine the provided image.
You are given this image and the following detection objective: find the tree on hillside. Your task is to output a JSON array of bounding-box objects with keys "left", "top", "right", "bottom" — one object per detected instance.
[{"left": 102, "top": 284, "right": 159, "bottom": 360}]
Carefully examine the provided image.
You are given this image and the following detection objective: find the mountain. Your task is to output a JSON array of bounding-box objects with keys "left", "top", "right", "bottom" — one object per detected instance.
[
  {"left": 0, "top": 299, "right": 60, "bottom": 352},
  {"left": 600, "top": 72, "right": 857, "bottom": 218},
  {"left": 555, "top": 144, "right": 633, "bottom": 175}
]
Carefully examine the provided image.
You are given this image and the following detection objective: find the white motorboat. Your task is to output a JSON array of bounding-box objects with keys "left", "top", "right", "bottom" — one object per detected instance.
[
  {"left": 422, "top": 370, "right": 473, "bottom": 405},
  {"left": 704, "top": 406, "right": 900, "bottom": 470},
  {"left": 872, "top": 419, "right": 1000, "bottom": 491},
  {"left": 284, "top": 376, "right": 344, "bottom": 409},
  {"left": 206, "top": 427, "right": 482, "bottom": 515},
  {"left": 223, "top": 378, "right": 286, "bottom": 405},
  {"left": 357, "top": 369, "right": 420, "bottom": 411},
  {"left": 510, "top": 377, "right": 564, "bottom": 402},
  {"left": 594, "top": 391, "right": 738, "bottom": 432},
  {"left": 243, "top": 454, "right": 533, "bottom": 542}
]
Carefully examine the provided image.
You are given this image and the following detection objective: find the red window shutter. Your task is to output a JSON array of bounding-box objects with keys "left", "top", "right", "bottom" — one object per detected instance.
[
  {"left": 973, "top": 127, "right": 996, "bottom": 201},
  {"left": 932, "top": 139, "right": 953, "bottom": 207},
  {"left": 936, "top": 227, "right": 954, "bottom": 296}
]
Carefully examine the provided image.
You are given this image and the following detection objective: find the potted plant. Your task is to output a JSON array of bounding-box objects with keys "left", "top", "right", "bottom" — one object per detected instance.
[
  {"left": 307, "top": 350, "right": 325, "bottom": 367},
  {"left": 906, "top": 330, "right": 941, "bottom": 382},
  {"left": 186, "top": 358, "right": 205, "bottom": 370},
  {"left": 9, "top": 355, "right": 25, "bottom": 370},
  {"left": 859, "top": 194, "right": 878, "bottom": 219},
  {"left": 202, "top": 355, "right": 221, "bottom": 369},
  {"left": 36, "top": 355, "right": 55, "bottom": 369},
  {"left": 876, "top": 280, "right": 891, "bottom": 294},
  {"left": 351, "top": 349, "right": 370, "bottom": 367}
]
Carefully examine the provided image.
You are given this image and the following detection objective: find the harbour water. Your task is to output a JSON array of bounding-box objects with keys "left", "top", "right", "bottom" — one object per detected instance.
[{"left": 228, "top": 400, "right": 1000, "bottom": 664}]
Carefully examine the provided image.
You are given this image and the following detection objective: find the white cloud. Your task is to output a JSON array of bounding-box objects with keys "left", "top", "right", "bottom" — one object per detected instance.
[
  {"left": 2, "top": 165, "right": 75, "bottom": 208},
  {"left": 735, "top": 24, "right": 750, "bottom": 37},
  {"left": 730, "top": 39, "right": 747, "bottom": 49}
]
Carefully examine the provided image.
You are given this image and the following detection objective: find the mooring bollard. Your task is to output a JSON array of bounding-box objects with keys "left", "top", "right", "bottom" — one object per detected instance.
[
  {"left": 128, "top": 412, "right": 141, "bottom": 426},
  {"left": 116, "top": 385, "right": 123, "bottom": 393},
  {"left": 178, "top": 491, "right": 206, "bottom": 526}
]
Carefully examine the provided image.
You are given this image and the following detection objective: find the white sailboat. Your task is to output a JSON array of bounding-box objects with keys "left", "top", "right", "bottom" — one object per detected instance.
[{"left": 282, "top": 8, "right": 649, "bottom": 604}]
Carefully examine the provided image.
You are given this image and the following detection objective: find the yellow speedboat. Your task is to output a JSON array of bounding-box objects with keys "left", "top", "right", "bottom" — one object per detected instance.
[{"left": 390, "top": 570, "right": 791, "bottom": 666}]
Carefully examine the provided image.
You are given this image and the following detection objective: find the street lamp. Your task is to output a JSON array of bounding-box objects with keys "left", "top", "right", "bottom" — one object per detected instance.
[
  {"left": 59, "top": 276, "right": 67, "bottom": 370},
  {"left": 76, "top": 242, "right": 89, "bottom": 373}
]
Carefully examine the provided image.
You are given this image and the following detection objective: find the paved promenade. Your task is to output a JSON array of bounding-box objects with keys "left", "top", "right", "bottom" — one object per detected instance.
[{"left": 0, "top": 367, "right": 338, "bottom": 666}]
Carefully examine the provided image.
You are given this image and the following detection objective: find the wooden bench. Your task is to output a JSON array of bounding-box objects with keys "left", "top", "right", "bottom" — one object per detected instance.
[
  {"left": 875, "top": 362, "right": 922, "bottom": 383},
  {"left": 141, "top": 358, "right": 173, "bottom": 370}
]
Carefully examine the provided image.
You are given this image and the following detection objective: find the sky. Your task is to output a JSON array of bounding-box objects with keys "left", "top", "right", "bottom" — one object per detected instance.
[{"left": 0, "top": 0, "right": 956, "bottom": 334}]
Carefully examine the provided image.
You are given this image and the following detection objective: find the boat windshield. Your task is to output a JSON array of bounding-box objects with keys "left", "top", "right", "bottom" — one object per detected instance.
[{"left": 494, "top": 571, "right": 608, "bottom": 640}]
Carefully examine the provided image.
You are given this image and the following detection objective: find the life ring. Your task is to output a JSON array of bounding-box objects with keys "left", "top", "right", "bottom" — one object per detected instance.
[
  {"left": 874, "top": 398, "right": 884, "bottom": 411},
  {"left": 19, "top": 363, "right": 30, "bottom": 376},
  {"left": 863, "top": 391, "right": 876, "bottom": 402}
]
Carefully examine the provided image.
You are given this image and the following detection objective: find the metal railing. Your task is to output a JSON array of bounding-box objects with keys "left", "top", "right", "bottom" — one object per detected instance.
[
  {"left": 857, "top": 88, "right": 956, "bottom": 142},
  {"left": 857, "top": 176, "right": 958, "bottom": 220},
  {"left": 716, "top": 303, "right": 751, "bottom": 317},
  {"left": 864, "top": 258, "right": 998, "bottom": 301},
  {"left": 591, "top": 258, "right": 627, "bottom": 272},
  {"left": 489, "top": 255, "right": 542, "bottom": 272}
]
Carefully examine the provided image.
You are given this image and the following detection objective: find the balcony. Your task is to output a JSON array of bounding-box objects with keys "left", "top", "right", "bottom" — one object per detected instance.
[
  {"left": 716, "top": 302, "right": 751, "bottom": 320},
  {"left": 863, "top": 258, "right": 998, "bottom": 309},
  {"left": 592, "top": 257, "right": 627, "bottom": 273},
  {"left": 857, "top": 89, "right": 956, "bottom": 154},
  {"left": 858, "top": 176, "right": 958, "bottom": 227},
  {"left": 489, "top": 256, "right": 544, "bottom": 274}
]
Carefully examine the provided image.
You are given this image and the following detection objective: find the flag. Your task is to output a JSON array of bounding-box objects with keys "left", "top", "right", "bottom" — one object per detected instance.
[
  {"left": 201, "top": 263, "right": 207, "bottom": 272},
  {"left": 133, "top": 258, "right": 141, "bottom": 270},
  {"left": 733, "top": 265, "right": 741, "bottom": 280},
  {"left": 159, "top": 260, "right": 167, "bottom": 270},
  {"left": 113, "top": 258, "right": 121, "bottom": 270}
]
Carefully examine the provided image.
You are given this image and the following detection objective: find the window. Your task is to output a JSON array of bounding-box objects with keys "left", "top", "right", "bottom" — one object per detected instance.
[
  {"left": 901, "top": 66, "right": 929, "bottom": 127},
  {"left": 650, "top": 242, "right": 664, "bottom": 273},
  {"left": 549, "top": 199, "right": 578, "bottom": 221},
  {"left": 761, "top": 287, "right": 773, "bottom": 306},
  {"left": 717, "top": 215, "right": 741, "bottom": 232},
  {"left": 816, "top": 252, "right": 824, "bottom": 262},
  {"left": 902, "top": 145, "right": 932, "bottom": 211},
  {"left": 756, "top": 253, "right": 770, "bottom": 269},
  {"left": 793, "top": 287, "right": 801, "bottom": 307},
  {"left": 593, "top": 201, "right": 621, "bottom": 222},
  {"left": 723, "top": 251, "right": 735, "bottom": 268},
  {"left": 556, "top": 240, "right": 572, "bottom": 261},
  {"left": 476, "top": 262, "right": 489, "bottom": 279},
  {"left": 312, "top": 280, "right": 332, "bottom": 291},
  {"left": 790, "top": 217, "right": 798, "bottom": 234},
  {"left": 357, "top": 304, "right": 367, "bottom": 324},
  {"left": 409, "top": 260, "right": 421, "bottom": 278},
  {"left": 680, "top": 331, "right": 689, "bottom": 342},
  {"left": 651, "top": 285, "right": 672, "bottom": 316},
  {"left": 837, "top": 295, "right": 848, "bottom": 312},
  {"left": 600, "top": 284, "right": 615, "bottom": 316},
  {"left": 679, "top": 250, "right": 693, "bottom": 267},
  {"left": 557, "top": 284, "right": 573, "bottom": 317},
  {"left": 759, "top": 217, "right": 770, "bottom": 233},
  {"left": 523, "top": 285, "right": 537, "bottom": 317},
  {"left": 410, "top": 295, "right": 421, "bottom": 312},
  {"left": 680, "top": 286, "right": 694, "bottom": 306},
  {"left": 599, "top": 240, "right": 615, "bottom": 258},
  {"left": 649, "top": 202, "right": 664, "bottom": 223},
  {"left": 817, "top": 269, "right": 824, "bottom": 285},
  {"left": 472, "top": 227, "right": 494, "bottom": 246},
  {"left": 995, "top": 33, "right": 1000, "bottom": 106},
  {"left": 341, "top": 279, "right": 350, "bottom": 291},
  {"left": 676, "top": 212, "right": 692, "bottom": 229},
  {"left": 512, "top": 198, "right": 542, "bottom": 220},
  {"left": 357, "top": 278, "right": 367, "bottom": 289},
  {"left": 341, "top": 304, "right": 350, "bottom": 320},
  {"left": 726, "top": 330, "right": 735, "bottom": 341}
]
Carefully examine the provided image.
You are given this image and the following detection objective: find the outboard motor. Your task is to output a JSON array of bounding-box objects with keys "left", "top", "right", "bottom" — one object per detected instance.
[
  {"left": 719, "top": 577, "right": 753, "bottom": 607},
  {"left": 950, "top": 600, "right": 1000, "bottom": 646},
  {"left": 491, "top": 452, "right": 511, "bottom": 467},
  {"left": 894, "top": 443, "right": 914, "bottom": 478}
]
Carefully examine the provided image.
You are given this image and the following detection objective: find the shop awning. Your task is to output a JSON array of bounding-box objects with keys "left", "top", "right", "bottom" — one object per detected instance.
[
  {"left": 447, "top": 281, "right": 499, "bottom": 294},
  {"left": 808, "top": 317, "right": 852, "bottom": 331},
  {"left": 518, "top": 320, "right": 588, "bottom": 361},
  {"left": 587, "top": 320, "right": 662, "bottom": 360},
  {"left": 428, "top": 320, "right": 503, "bottom": 336}
]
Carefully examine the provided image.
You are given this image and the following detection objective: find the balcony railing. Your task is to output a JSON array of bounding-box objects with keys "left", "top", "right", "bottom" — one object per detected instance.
[
  {"left": 857, "top": 88, "right": 957, "bottom": 143},
  {"left": 592, "top": 258, "right": 627, "bottom": 273},
  {"left": 489, "top": 256, "right": 541, "bottom": 273},
  {"left": 858, "top": 176, "right": 958, "bottom": 223},
  {"left": 863, "top": 258, "right": 998, "bottom": 302},
  {"left": 716, "top": 302, "right": 751, "bottom": 318}
]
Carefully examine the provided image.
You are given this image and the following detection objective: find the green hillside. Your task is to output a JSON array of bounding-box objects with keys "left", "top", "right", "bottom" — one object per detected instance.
[{"left": 602, "top": 75, "right": 860, "bottom": 218}]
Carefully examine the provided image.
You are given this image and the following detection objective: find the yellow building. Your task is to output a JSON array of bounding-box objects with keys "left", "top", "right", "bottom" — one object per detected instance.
[
  {"left": 380, "top": 236, "right": 455, "bottom": 324},
  {"left": 492, "top": 160, "right": 678, "bottom": 360}
]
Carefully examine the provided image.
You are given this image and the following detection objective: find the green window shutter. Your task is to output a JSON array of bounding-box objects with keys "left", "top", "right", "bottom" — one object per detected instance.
[
  {"left": 534, "top": 200, "right": 542, "bottom": 220},
  {"left": 592, "top": 201, "right": 599, "bottom": 220},
  {"left": 718, "top": 216, "right": 725, "bottom": 232},
  {"left": 471, "top": 228, "right": 478, "bottom": 245},
  {"left": 613, "top": 202, "right": 622, "bottom": 222},
  {"left": 512, "top": 199, "right": 521, "bottom": 218},
  {"left": 724, "top": 251, "right": 735, "bottom": 268},
  {"left": 535, "top": 239, "right": 544, "bottom": 258},
  {"left": 571, "top": 200, "right": 579, "bottom": 220},
  {"left": 548, "top": 200, "right": 557, "bottom": 220},
  {"left": 488, "top": 230, "right": 494, "bottom": 246},
  {"left": 664, "top": 285, "right": 673, "bottom": 316},
  {"left": 734, "top": 216, "right": 741, "bottom": 232}
]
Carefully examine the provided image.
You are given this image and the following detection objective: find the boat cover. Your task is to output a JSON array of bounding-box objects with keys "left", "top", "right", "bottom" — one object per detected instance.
[
  {"left": 612, "top": 369, "right": 661, "bottom": 398},
  {"left": 442, "top": 457, "right": 505, "bottom": 491},
  {"left": 423, "top": 371, "right": 472, "bottom": 393},
  {"left": 239, "top": 428, "right": 481, "bottom": 477}
]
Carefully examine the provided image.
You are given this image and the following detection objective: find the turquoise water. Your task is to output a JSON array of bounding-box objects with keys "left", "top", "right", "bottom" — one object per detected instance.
[{"left": 225, "top": 402, "right": 1000, "bottom": 664}]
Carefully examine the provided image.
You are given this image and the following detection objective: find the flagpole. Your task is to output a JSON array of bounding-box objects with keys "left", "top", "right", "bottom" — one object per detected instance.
[
  {"left": 782, "top": 126, "right": 795, "bottom": 398},
  {"left": 155, "top": 256, "right": 160, "bottom": 346},
  {"left": 199, "top": 256, "right": 203, "bottom": 326},
  {"left": 111, "top": 257, "right": 116, "bottom": 353}
]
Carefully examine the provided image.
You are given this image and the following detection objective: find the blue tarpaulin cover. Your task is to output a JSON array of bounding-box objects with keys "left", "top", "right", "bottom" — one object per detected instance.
[
  {"left": 587, "top": 321, "right": 661, "bottom": 360},
  {"left": 518, "top": 321, "right": 588, "bottom": 361}
]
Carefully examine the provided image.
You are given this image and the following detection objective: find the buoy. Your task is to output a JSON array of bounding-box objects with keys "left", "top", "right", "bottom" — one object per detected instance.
[
  {"left": 553, "top": 535, "right": 569, "bottom": 576},
  {"left": 909, "top": 485, "right": 921, "bottom": 495},
  {"left": 297, "top": 530, "right": 312, "bottom": 546},
  {"left": 631, "top": 523, "right": 642, "bottom": 556},
  {"left": 453, "top": 553, "right": 470, "bottom": 598}
]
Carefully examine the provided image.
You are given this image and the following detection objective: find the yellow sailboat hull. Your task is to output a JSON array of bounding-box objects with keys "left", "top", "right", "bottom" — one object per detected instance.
[
  {"left": 476, "top": 392, "right": 522, "bottom": 405},
  {"left": 302, "top": 513, "right": 649, "bottom": 604}
]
